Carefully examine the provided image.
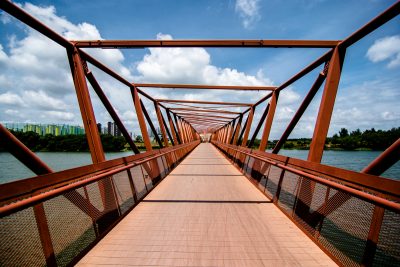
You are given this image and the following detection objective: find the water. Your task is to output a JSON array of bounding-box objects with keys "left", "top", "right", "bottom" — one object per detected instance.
[{"left": 0, "top": 150, "right": 399, "bottom": 184}]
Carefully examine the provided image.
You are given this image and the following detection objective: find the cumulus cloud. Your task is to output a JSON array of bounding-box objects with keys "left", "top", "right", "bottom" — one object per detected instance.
[
  {"left": 366, "top": 35, "right": 400, "bottom": 68},
  {"left": 23, "top": 90, "right": 69, "bottom": 111},
  {"left": 135, "top": 33, "right": 275, "bottom": 104},
  {"left": 0, "top": 2, "right": 132, "bottom": 126},
  {"left": 41, "top": 111, "right": 75, "bottom": 121},
  {"left": 0, "top": 92, "right": 25, "bottom": 106},
  {"left": 1, "top": 1, "right": 275, "bottom": 133},
  {"left": 235, "top": 0, "right": 261, "bottom": 29}
]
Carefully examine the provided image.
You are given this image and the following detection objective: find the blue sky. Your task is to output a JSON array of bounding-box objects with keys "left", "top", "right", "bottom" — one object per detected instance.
[{"left": 0, "top": 0, "right": 399, "bottom": 139}]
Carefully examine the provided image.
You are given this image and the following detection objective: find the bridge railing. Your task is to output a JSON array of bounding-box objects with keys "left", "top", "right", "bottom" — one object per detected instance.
[
  {"left": 0, "top": 140, "right": 199, "bottom": 267},
  {"left": 212, "top": 140, "right": 400, "bottom": 267}
]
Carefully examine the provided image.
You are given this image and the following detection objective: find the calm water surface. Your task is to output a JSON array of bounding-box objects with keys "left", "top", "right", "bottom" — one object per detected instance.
[{"left": 0, "top": 150, "right": 399, "bottom": 184}]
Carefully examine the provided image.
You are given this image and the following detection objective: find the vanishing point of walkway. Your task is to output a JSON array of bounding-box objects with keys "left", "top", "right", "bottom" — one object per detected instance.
[{"left": 78, "top": 143, "right": 337, "bottom": 266}]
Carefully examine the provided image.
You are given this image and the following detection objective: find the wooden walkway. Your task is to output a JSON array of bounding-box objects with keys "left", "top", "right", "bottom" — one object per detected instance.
[{"left": 78, "top": 143, "right": 336, "bottom": 266}]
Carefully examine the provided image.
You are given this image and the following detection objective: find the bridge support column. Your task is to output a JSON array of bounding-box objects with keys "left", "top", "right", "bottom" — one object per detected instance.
[
  {"left": 155, "top": 103, "right": 169, "bottom": 147},
  {"left": 232, "top": 115, "right": 242, "bottom": 145},
  {"left": 167, "top": 109, "right": 180, "bottom": 145},
  {"left": 241, "top": 107, "right": 255, "bottom": 146},
  {"left": 295, "top": 46, "right": 345, "bottom": 221},
  {"left": 259, "top": 91, "right": 279, "bottom": 151},
  {"left": 69, "top": 48, "right": 120, "bottom": 223}
]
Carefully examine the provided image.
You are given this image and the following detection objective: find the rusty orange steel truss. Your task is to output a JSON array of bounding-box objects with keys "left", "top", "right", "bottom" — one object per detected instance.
[{"left": 0, "top": 1, "right": 400, "bottom": 267}]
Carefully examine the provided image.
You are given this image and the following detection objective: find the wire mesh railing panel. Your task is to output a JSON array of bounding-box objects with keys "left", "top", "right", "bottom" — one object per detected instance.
[
  {"left": 373, "top": 209, "right": 400, "bottom": 266},
  {"left": 0, "top": 207, "right": 46, "bottom": 267},
  {"left": 84, "top": 182, "right": 105, "bottom": 213},
  {"left": 244, "top": 156, "right": 255, "bottom": 177},
  {"left": 141, "top": 163, "right": 154, "bottom": 191},
  {"left": 265, "top": 165, "right": 282, "bottom": 199},
  {"left": 157, "top": 157, "right": 166, "bottom": 178},
  {"left": 129, "top": 165, "right": 148, "bottom": 200},
  {"left": 112, "top": 171, "right": 135, "bottom": 215},
  {"left": 44, "top": 193, "right": 97, "bottom": 267},
  {"left": 277, "top": 171, "right": 301, "bottom": 213},
  {"left": 212, "top": 141, "right": 399, "bottom": 267},
  {"left": 318, "top": 190, "right": 374, "bottom": 267}
]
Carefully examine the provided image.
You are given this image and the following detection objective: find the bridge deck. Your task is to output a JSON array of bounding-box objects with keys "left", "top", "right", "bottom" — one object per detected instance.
[{"left": 78, "top": 143, "right": 336, "bottom": 266}]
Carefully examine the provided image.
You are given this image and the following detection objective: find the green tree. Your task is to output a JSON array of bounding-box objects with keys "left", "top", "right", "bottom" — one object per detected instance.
[{"left": 339, "top": 128, "right": 349, "bottom": 138}]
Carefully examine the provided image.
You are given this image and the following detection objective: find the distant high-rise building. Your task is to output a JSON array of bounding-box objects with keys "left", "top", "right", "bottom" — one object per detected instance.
[
  {"left": 5, "top": 123, "right": 85, "bottom": 136},
  {"left": 114, "top": 125, "right": 121, "bottom": 137},
  {"left": 107, "top": 122, "right": 113, "bottom": 135},
  {"left": 97, "top": 123, "right": 102, "bottom": 134}
]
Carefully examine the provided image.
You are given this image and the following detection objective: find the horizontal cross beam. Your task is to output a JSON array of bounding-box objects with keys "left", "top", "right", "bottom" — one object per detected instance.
[
  {"left": 135, "top": 83, "right": 275, "bottom": 91},
  {"left": 72, "top": 39, "right": 341, "bottom": 48},
  {"left": 157, "top": 99, "right": 252, "bottom": 106},
  {"left": 169, "top": 108, "right": 242, "bottom": 115}
]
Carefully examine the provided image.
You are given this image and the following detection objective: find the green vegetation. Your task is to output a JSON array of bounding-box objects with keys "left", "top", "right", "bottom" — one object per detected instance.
[
  {"left": 0, "top": 130, "right": 128, "bottom": 152},
  {"left": 250, "top": 127, "right": 400, "bottom": 151},
  {"left": 1, "top": 127, "right": 398, "bottom": 152}
]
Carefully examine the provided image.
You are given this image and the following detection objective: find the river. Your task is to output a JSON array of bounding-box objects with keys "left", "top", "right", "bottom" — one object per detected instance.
[{"left": 0, "top": 150, "right": 399, "bottom": 184}]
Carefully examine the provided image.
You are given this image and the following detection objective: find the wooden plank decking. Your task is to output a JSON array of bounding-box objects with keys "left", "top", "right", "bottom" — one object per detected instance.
[{"left": 78, "top": 143, "right": 337, "bottom": 266}]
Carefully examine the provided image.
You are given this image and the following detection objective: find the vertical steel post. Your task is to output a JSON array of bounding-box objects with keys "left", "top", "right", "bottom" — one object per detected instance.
[
  {"left": 272, "top": 69, "right": 327, "bottom": 154},
  {"left": 68, "top": 48, "right": 105, "bottom": 163},
  {"left": 69, "top": 49, "right": 121, "bottom": 217},
  {"left": 132, "top": 86, "right": 153, "bottom": 151},
  {"left": 295, "top": 46, "right": 345, "bottom": 221},
  {"left": 160, "top": 109, "right": 175, "bottom": 145},
  {"left": 308, "top": 47, "right": 344, "bottom": 162},
  {"left": 259, "top": 91, "right": 279, "bottom": 151},
  {"left": 232, "top": 115, "right": 242, "bottom": 145},
  {"left": 85, "top": 70, "right": 140, "bottom": 154},
  {"left": 154, "top": 103, "right": 169, "bottom": 147},
  {"left": 174, "top": 114, "right": 184, "bottom": 143},
  {"left": 167, "top": 110, "right": 180, "bottom": 145},
  {"left": 241, "top": 107, "right": 255, "bottom": 146}
]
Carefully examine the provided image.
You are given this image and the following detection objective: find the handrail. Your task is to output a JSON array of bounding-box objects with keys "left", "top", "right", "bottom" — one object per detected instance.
[
  {"left": 213, "top": 141, "right": 400, "bottom": 213},
  {"left": 213, "top": 141, "right": 400, "bottom": 196},
  {"left": 0, "top": 140, "right": 198, "bottom": 203},
  {"left": 0, "top": 140, "right": 199, "bottom": 217}
]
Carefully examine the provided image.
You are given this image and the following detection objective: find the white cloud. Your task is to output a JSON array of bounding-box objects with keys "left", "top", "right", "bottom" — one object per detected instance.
[
  {"left": 366, "top": 35, "right": 400, "bottom": 68},
  {"left": 0, "top": 2, "right": 133, "bottom": 127},
  {"left": 0, "top": 92, "right": 25, "bottom": 106},
  {"left": 22, "top": 90, "right": 69, "bottom": 111},
  {"left": 41, "top": 111, "right": 75, "bottom": 121},
  {"left": 235, "top": 0, "right": 261, "bottom": 29},
  {"left": 136, "top": 33, "right": 274, "bottom": 91}
]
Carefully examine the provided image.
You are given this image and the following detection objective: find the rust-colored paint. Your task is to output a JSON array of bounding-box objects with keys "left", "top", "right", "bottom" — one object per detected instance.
[{"left": 259, "top": 91, "right": 279, "bottom": 151}]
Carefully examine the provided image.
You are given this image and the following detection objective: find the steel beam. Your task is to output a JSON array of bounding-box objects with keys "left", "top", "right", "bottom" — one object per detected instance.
[
  {"left": 231, "top": 115, "right": 242, "bottom": 145},
  {"left": 237, "top": 115, "right": 249, "bottom": 145},
  {"left": 160, "top": 109, "right": 175, "bottom": 146},
  {"left": 170, "top": 108, "right": 241, "bottom": 115},
  {"left": 166, "top": 110, "right": 180, "bottom": 145},
  {"left": 248, "top": 103, "right": 270, "bottom": 148},
  {"left": 154, "top": 103, "right": 169, "bottom": 147},
  {"left": 241, "top": 107, "right": 255, "bottom": 146},
  {"left": 157, "top": 99, "right": 252, "bottom": 106},
  {"left": 308, "top": 47, "right": 344, "bottom": 162},
  {"left": 179, "top": 116, "right": 232, "bottom": 123},
  {"left": 132, "top": 87, "right": 153, "bottom": 151},
  {"left": 68, "top": 49, "right": 105, "bottom": 163},
  {"left": 259, "top": 91, "right": 279, "bottom": 151},
  {"left": 339, "top": 1, "right": 400, "bottom": 49},
  {"left": 273, "top": 69, "right": 327, "bottom": 154},
  {"left": 0, "top": 1, "right": 73, "bottom": 49},
  {"left": 140, "top": 100, "right": 163, "bottom": 148},
  {"left": 135, "top": 83, "right": 275, "bottom": 91},
  {"left": 85, "top": 71, "right": 140, "bottom": 154},
  {"left": 73, "top": 39, "right": 340, "bottom": 48},
  {"left": 174, "top": 112, "right": 236, "bottom": 120}
]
